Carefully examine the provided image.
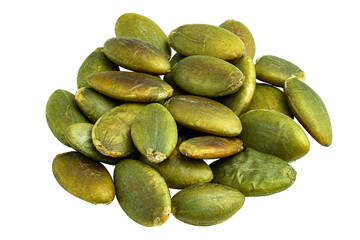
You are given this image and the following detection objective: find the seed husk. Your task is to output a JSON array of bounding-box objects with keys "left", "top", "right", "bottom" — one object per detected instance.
[
  {"left": 114, "top": 159, "right": 171, "bottom": 227},
  {"left": 131, "top": 103, "right": 178, "bottom": 163},
  {"left": 179, "top": 136, "right": 243, "bottom": 159},
  {"left": 168, "top": 24, "right": 245, "bottom": 61},
  {"left": 284, "top": 78, "right": 332, "bottom": 146},
  {"left": 164, "top": 95, "right": 242, "bottom": 137},
  {"left": 210, "top": 148, "right": 297, "bottom": 196},
  {"left": 46, "top": 89, "right": 90, "bottom": 146},
  {"left": 171, "top": 183, "right": 245, "bottom": 226},
  {"left": 92, "top": 103, "right": 146, "bottom": 158},
  {"left": 52, "top": 151, "right": 115, "bottom": 204}
]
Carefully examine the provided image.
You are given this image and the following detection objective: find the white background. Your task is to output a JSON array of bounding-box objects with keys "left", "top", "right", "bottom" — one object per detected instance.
[{"left": 1, "top": 0, "right": 359, "bottom": 239}]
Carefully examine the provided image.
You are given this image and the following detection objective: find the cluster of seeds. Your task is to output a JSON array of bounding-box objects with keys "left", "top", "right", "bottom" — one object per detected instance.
[{"left": 46, "top": 13, "right": 332, "bottom": 227}]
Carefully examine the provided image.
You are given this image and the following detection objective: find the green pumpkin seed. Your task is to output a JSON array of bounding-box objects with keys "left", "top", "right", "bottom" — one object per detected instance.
[
  {"left": 284, "top": 78, "right": 332, "bottom": 146},
  {"left": 255, "top": 55, "right": 305, "bottom": 87},
  {"left": 131, "top": 103, "right": 178, "bottom": 163},
  {"left": 171, "top": 183, "right": 245, "bottom": 226},
  {"left": 75, "top": 87, "right": 119, "bottom": 122},
  {"left": 164, "top": 95, "right": 242, "bottom": 137},
  {"left": 114, "top": 159, "right": 171, "bottom": 227},
  {"left": 103, "top": 37, "right": 170, "bottom": 75},
  {"left": 77, "top": 47, "right": 119, "bottom": 89},
  {"left": 88, "top": 71, "right": 173, "bottom": 102},
  {"left": 92, "top": 103, "right": 146, "bottom": 158},
  {"left": 239, "top": 109, "right": 310, "bottom": 162},
  {"left": 172, "top": 55, "right": 244, "bottom": 97},
  {"left": 65, "top": 123, "right": 120, "bottom": 165},
  {"left": 46, "top": 89, "right": 90, "bottom": 146},
  {"left": 52, "top": 151, "right": 115, "bottom": 204},
  {"left": 219, "top": 55, "right": 256, "bottom": 116},
  {"left": 115, "top": 13, "right": 171, "bottom": 60},
  {"left": 219, "top": 19, "right": 256, "bottom": 59},
  {"left": 210, "top": 148, "right": 297, "bottom": 196},
  {"left": 179, "top": 136, "right": 243, "bottom": 159},
  {"left": 246, "top": 83, "right": 293, "bottom": 118},
  {"left": 168, "top": 24, "right": 245, "bottom": 61},
  {"left": 137, "top": 136, "right": 213, "bottom": 189}
]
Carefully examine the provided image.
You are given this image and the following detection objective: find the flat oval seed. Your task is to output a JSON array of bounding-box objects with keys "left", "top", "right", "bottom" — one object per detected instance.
[
  {"left": 255, "top": 55, "right": 305, "bottom": 87},
  {"left": 77, "top": 47, "right": 119, "bottom": 88},
  {"left": 92, "top": 103, "right": 146, "bottom": 158},
  {"left": 115, "top": 13, "right": 171, "bottom": 60},
  {"left": 46, "top": 89, "right": 90, "bottom": 146},
  {"left": 88, "top": 71, "right": 173, "bottom": 102},
  {"left": 52, "top": 151, "right": 115, "bottom": 204},
  {"left": 164, "top": 95, "right": 242, "bottom": 137},
  {"left": 210, "top": 148, "right": 297, "bottom": 196},
  {"left": 239, "top": 109, "right": 310, "bottom": 162},
  {"left": 114, "top": 159, "right": 171, "bottom": 227},
  {"left": 65, "top": 123, "right": 120, "bottom": 165},
  {"left": 219, "top": 56, "right": 256, "bottom": 116},
  {"left": 75, "top": 87, "right": 119, "bottom": 123},
  {"left": 104, "top": 37, "right": 170, "bottom": 75},
  {"left": 172, "top": 55, "right": 244, "bottom": 97},
  {"left": 131, "top": 103, "right": 178, "bottom": 163},
  {"left": 179, "top": 136, "right": 243, "bottom": 159},
  {"left": 168, "top": 24, "right": 245, "bottom": 61},
  {"left": 284, "top": 78, "right": 332, "bottom": 146},
  {"left": 171, "top": 183, "right": 245, "bottom": 226},
  {"left": 219, "top": 19, "right": 256, "bottom": 59},
  {"left": 246, "top": 83, "right": 293, "bottom": 118},
  {"left": 137, "top": 136, "right": 213, "bottom": 189}
]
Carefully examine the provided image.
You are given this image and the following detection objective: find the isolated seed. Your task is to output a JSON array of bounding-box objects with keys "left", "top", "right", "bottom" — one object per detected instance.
[
  {"left": 255, "top": 55, "right": 305, "bottom": 87},
  {"left": 115, "top": 13, "right": 171, "bottom": 60},
  {"left": 172, "top": 55, "right": 244, "bottom": 97},
  {"left": 52, "top": 151, "right": 115, "bottom": 204},
  {"left": 179, "top": 136, "right": 243, "bottom": 159},
  {"left": 131, "top": 103, "right": 178, "bottom": 163},
  {"left": 164, "top": 95, "right": 242, "bottom": 137},
  {"left": 88, "top": 71, "right": 173, "bottom": 102},
  {"left": 114, "top": 159, "right": 171, "bottom": 227},
  {"left": 104, "top": 37, "right": 170, "bottom": 75},
  {"left": 284, "top": 78, "right": 332, "bottom": 146},
  {"left": 168, "top": 24, "right": 245, "bottom": 60},
  {"left": 210, "top": 148, "right": 297, "bottom": 196},
  {"left": 171, "top": 183, "right": 245, "bottom": 226},
  {"left": 239, "top": 109, "right": 310, "bottom": 162}
]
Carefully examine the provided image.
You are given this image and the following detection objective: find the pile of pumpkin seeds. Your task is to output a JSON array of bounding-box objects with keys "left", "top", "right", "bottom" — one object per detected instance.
[{"left": 46, "top": 13, "right": 332, "bottom": 227}]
